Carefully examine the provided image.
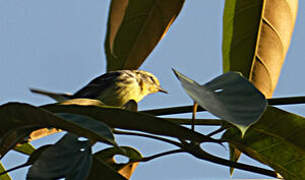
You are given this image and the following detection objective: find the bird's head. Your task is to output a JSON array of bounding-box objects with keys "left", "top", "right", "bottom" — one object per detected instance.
[{"left": 135, "top": 70, "right": 167, "bottom": 95}]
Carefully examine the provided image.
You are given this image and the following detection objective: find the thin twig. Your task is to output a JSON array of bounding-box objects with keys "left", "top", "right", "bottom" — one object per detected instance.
[
  {"left": 180, "top": 143, "right": 278, "bottom": 178},
  {"left": 113, "top": 129, "right": 278, "bottom": 178},
  {"left": 164, "top": 118, "right": 223, "bottom": 126},
  {"left": 132, "top": 149, "right": 184, "bottom": 163},
  {"left": 207, "top": 126, "right": 227, "bottom": 137},
  {"left": 113, "top": 129, "right": 181, "bottom": 147},
  {"left": 192, "top": 102, "right": 198, "bottom": 131},
  {"left": 142, "top": 96, "right": 305, "bottom": 116}
]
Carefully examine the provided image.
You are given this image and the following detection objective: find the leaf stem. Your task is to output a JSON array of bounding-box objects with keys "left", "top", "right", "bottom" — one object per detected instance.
[{"left": 142, "top": 96, "right": 305, "bottom": 116}]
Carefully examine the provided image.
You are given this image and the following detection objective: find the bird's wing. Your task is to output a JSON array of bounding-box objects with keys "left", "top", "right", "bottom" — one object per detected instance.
[{"left": 71, "top": 71, "right": 122, "bottom": 99}]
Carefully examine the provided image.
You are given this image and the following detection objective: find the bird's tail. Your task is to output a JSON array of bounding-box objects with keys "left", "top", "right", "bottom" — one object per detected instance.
[{"left": 30, "top": 88, "right": 72, "bottom": 102}]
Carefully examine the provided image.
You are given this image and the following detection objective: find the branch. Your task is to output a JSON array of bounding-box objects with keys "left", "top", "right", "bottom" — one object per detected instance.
[
  {"left": 113, "top": 129, "right": 278, "bottom": 178},
  {"left": 132, "top": 149, "right": 184, "bottom": 162},
  {"left": 164, "top": 118, "right": 223, "bottom": 126},
  {"left": 181, "top": 143, "right": 278, "bottom": 178},
  {"left": 113, "top": 129, "right": 181, "bottom": 147},
  {"left": 142, "top": 96, "right": 305, "bottom": 116}
]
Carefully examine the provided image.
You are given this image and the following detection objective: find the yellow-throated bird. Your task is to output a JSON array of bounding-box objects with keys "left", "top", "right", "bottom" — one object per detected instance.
[{"left": 31, "top": 70, "right": 167, "bottom": 107}]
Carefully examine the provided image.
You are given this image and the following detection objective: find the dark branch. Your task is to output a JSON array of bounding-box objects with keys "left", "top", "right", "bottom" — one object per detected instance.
[
  {"left": 113, "top": 129, "right": 278, "bottom": 178},
  {"left": 164, "top": 118, "right": 223, "bottom": 126},
  {"left": 181, "top": 143, "right": 278, "bottom": 178},
  {"left": 113, "top": 129, "right": 181, "bottom": 147},
  {"left": 132, "top": 149, "right": 184, "bottom": 162},
  {"left": 142, "top": 96, "right": 305, "bottom": 116}
]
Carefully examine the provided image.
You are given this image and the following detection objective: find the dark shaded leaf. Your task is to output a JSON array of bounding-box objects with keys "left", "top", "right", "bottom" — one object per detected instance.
[
  {"left": 42, "top": 103, "right": 219, "bottom": 143},
  {"left": 0, "top": 126, "right": 40, "bottom": 159},
  {"left": 0, "top": 103, "right": 116, "bottom": 157},
  {"left": 173, "top": 69, "right": 267, "bottom": 135},
  {"left": 223, "top": 107, "right": 305, "bottom": 180},
  {"left": 105, "top": 0, "right": 185, "bottom": 71},
  {"left": 222, "top": 0, "right": 298, "bottom": 98},
  {"left": 27, "top": 133, "right": 92, "bottom": 180},
  {"left": 56, "top": 113, "right": 115, "bottom": 145},
  {"left": 87, "top": 158, "right": 127, "bottom": 180},
  {"left": 93, "top": 146, "right": 142, "bottom": 179},
  {"left": 0, "top": 145, "right": 52, "bottom": 176}
]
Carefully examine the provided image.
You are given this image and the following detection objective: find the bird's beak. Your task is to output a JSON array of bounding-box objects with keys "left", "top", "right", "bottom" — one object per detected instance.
[{"left": 158, "top": 87, "right": 168, "bottom": 94}]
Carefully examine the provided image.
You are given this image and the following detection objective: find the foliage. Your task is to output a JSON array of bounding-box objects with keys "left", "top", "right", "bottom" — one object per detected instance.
[{"left": 0, "top": 0, "right": 303, "bottom": 179}]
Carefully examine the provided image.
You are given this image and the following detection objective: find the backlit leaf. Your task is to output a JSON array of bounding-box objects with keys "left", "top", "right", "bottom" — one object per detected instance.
[
  {"left": 105, "top": 0, "right": 185, "bottom": 71},
  {"left": 222, "top": 0, "right": 298, "bottom": 98}
]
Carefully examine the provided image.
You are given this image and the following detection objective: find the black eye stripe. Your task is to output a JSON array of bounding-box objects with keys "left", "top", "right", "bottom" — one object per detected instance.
[{"left": 149, "top": 76, "right": 156, "bottom": 83}]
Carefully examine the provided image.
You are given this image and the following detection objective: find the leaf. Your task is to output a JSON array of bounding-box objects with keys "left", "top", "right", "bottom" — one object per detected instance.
[
  {"left": 105, "top": 0, "right": 185, "bottom": 71},
  {"left": 0, "top": 126, "right": 40, "bottom": 159},
  {"left": 229, "top": 145, "right": 241, "bottom": 176},
  {"left": 0, "top": 103, "right": 116, "bottom": 157},
  {"left": 87, "top": 158, "right": 127, "bottom": 180},
  {"left": 173, "top": 69, "right": 267, "bottom": 135},
  {"left": 222, "top": 107, "right": 305, "bottom": 180},
  {"left": 27, "top": 133, "right": 92, "bottom": 180},
  {"left": 222, "top": 0, "right": 298, "bottom": 98},
  {"left": 42, "top": 102, "right": 219, "bottom": 143},
  {"left": 0, "top": 161, "right": 12, "bottom": 180},
  {"left": 0, "top": 145, "right": 52, "bottom": 177},
  {"left": 55, "top": 113, "right": 115, "bottom": 145},
  {"left": 28, "top": 128, "right": 62, "bottom": 141},
  {"left": 91, "top": 146, "right": 142, "bottom": 179},
  {"left": 14, "top": 143, "right": 36, "bottom": 156}
]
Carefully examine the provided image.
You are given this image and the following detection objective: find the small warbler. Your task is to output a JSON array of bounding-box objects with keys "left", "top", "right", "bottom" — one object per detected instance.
[{"left": 30, "top": 70, "right": 167, "bottom": 107}]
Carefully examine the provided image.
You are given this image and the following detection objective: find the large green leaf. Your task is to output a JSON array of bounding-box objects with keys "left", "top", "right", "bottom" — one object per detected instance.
[
  {"left": 173, "top": 69, "right": 267, "bottom": 135},
  {"left": 0, "top": 103, "right": 116, "bottom": 157},
  {"left": 42, "top": 102, "right": 219, "bottom": 143},
  {"left": 105, "top": 0, "right": 184, "bottom": 71},
  {"left": 27, "top": 133, "right": 92, "bottom": 180},
  {"left": 222, "top": 107, "right": 305, "bottom": 180},
  {"left": 222, "top": 0, "right": 298, "bottom": 98}
]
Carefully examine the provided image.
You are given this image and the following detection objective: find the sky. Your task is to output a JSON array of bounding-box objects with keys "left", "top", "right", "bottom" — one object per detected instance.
[{"left": 1, "top": 0, "right": 305, "bottom": 180}]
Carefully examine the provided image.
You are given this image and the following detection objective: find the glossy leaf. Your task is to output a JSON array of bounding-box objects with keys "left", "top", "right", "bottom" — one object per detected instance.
[
  {"left": 223, "top": 107, "right": 305, "bottom": 180},
  {"left": 105, "top": 0, "right": 184, "bottom": 71},
  {"left": 91, "top": 146, "right": 142, "bottom": 179},
  {"left": 27, "top": 133, "right": 92, "bottom": 180},
  {"left": 0, "top": 103, "right": 116, "bottom": 157},
  {"left": 173, "top": 69, "right": 267, "bottom": 135},
  {"left": 222, "top": 0, "right": 298, "bottom": 98},
  {"left": 42, "top": 102, "right": 219, "bottom": 143}
]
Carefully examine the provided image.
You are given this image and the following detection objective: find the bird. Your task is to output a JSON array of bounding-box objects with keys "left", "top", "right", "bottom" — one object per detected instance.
[{"left": 30, "top": 70, "right": 167, "bottom": 107}]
